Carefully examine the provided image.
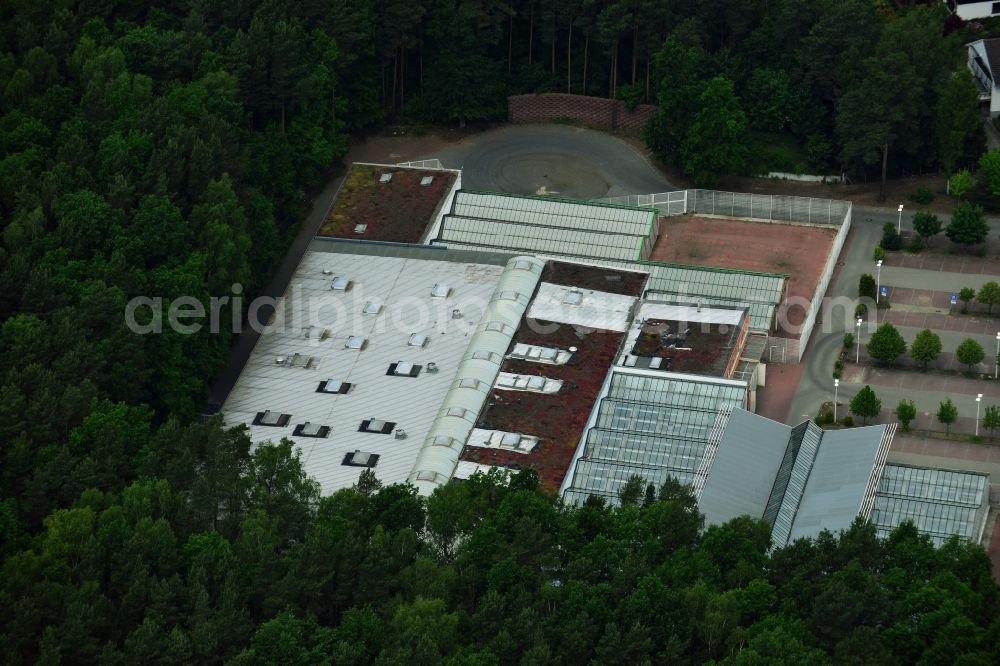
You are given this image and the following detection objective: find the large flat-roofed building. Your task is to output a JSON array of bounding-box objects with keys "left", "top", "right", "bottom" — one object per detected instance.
[{"left": 216, "top": 160, "right": 991, "bottom": 550}]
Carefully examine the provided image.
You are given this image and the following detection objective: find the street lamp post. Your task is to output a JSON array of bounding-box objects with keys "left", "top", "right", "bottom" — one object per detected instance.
[
  {"left": 897, "top": 204, "right": 904, "bottom": 235},
  {"left": 995, "top": 331, "right": 999, "bottom": 380},
  {"left": 976, "top": 393, "right": 983, "bottom": 436},
  {"left": 856, "top": 317, "right": 863, "bottom": 364},
  {"left": 834, "top": 379, "right": 839, "bottom": 422},
  {"left": 875, "top": 259, "right": 883, "bottom": 324}
]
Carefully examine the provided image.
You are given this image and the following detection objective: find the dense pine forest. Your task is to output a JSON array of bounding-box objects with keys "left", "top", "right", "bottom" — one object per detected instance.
[{"left": 1, "top": 1, "right": 999, "bottom": 663}]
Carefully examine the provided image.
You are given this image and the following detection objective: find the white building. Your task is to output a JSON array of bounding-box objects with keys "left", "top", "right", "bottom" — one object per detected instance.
[
  {"left": 947, "top": 0, "right": 1000, "bottom": 20},
  {"left": 967, "top": 37, "right": 1000, "bottom": 116}
]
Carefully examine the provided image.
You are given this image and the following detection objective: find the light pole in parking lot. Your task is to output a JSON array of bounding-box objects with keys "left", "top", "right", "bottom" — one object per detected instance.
[
  {"left": 976, "top": 393, "right": 983, "bottom": 436},
  {"left": 834, "top": 379, "right": 839, "bottom": 422},
  {"left": 897, "top": 204, "right": 904, "bottom": 235},
  {"left": 875, "top": 259, "right": 883, "bottom": 324},
  {"left": 995, "top": 331, "right": 999, "bottom": 379},
  {"left": 856, "top": 317, "right": 863, "bottom": 364}
]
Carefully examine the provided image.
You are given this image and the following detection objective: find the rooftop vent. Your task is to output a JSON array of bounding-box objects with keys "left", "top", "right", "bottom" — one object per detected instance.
[
  {"left": 388, "top": 361, "right": 421, "bottom": 377},
  {"left": 362, "top": 300, "right": 382, "bottom": 315},
  {"left": 330, "top": 276, "right": 351, "bottom": 291},
  {"left": 317, "top": 379, "right": 351, "bottom": 394},
  {"left": 344, "top": 336, "right": 367, "bottom": 350},
  {"left": 253, "top": 410, "right": 291, "bottom": 427},
  {"left": 359, "top": 418, "right": 396, "bottom": 434},
  {"left": 431, "top": 283, "right": 451, "bottom": 299},
  {"left": 342, "top": 450, "right": 379, "bottom": 468},
  {"left": 353, "top": 223, "right": 367, "bottom": 234},
  {"left": 322, "top": 269, "right": 334, "bottom": 275},
  {"left": 420, "top": 176, "right": 434, "bottom": 186},
  {"left": 563, "top": 290, "right": 584, "bottom": 306},
  {"left": 379, "top": 173, "right": 392, "bottom": 183},
  {"left": 426, "top": 362, "right": 439, "bottom": 373},
  {"left": 394, "top": 428, "right": 407, "bottom": 440},
  {"left": 407, "top": 333, "right": 428, "bottom": 348},
  {"left": 451, "top": 308, "right": 462, "bottom": 319}
]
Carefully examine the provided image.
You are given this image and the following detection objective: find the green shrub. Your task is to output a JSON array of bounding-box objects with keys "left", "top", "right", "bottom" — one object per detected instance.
[
  {"left": 907, "top": 235, "right": 924, "bottom": 253},
  {"left": 843, "top": 333, "right": 855, "bottom": 349},
  {"left": 855, "top": 303, "right": 867, "bottom": 318},
  {"left": 840, "top": 415, "right": 854, "bottom": 427},
  {"left": 910, "top": 186, "right": 933, "bottom": 205},
  {"left": 880, "top": 222, "right": 903, "bottom": 250},
  {"left": 873, "top": 246, "right": 885, "bottom": 262}
]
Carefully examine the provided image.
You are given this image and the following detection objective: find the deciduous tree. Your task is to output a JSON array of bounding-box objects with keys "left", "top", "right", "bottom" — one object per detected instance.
[
  {"left": 895, "top": 399, "right": 916, "bottom": 431},
  {"left": 937, "top": 397, "right": 958, "bottom": 433},
  {"left": 867, "top": 323, "right": 906, "bottom": 365},
  {"left": 910, "top": 328, "right": 942, "bottom": 370},
  {"left": 946, "top": 202, "right": 989, "bottom": 247},
  {"left": 956, "top": 338, "right": 985, "bottom": 372},
  {"left": 849, "top": 385, "right": 881, "bottom": 425}
]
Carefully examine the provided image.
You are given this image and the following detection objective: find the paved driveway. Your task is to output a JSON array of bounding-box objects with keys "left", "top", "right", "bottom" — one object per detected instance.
[{"left": 428, "top": 123, "right": 677, "bottom": 199}]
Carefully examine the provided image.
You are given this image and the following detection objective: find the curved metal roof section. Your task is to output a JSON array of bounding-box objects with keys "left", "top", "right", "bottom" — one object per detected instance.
[{"left": 407, "top": 255, "right": 544, "bottom": 494}]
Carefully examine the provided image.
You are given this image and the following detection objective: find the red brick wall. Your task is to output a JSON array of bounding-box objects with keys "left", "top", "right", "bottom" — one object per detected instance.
[{"left": 507, "top": 93, "right": 656, "bottom": 132}]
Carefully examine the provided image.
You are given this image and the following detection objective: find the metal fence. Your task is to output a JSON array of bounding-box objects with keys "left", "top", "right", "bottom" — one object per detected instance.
[
  {"left": 599, "top": 189, "right": 851, "bottom": 226},
  {"left": 396, "top": 158, "right": 444, "bottom": 169},
  {"left": 687, "top": 189, "right": 851, "bottom": 226},
  {"left": 598, "top": 190, "right": 687, "bottom": 215}
]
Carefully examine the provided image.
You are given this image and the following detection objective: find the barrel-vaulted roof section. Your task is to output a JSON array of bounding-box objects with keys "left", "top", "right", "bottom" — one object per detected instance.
[{"left": 407, "top": 255, "right": 545, "bottom": 494}]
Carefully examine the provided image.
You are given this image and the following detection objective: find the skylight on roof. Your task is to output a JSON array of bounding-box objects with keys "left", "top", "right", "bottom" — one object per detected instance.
[
  {"left": 407, "top": 333, "right": 428, "bottom": 348},
  {"left": 563, "top": 290, "right": 584, "bottom": 306},
  {"left": 362, "top": 301, "right": 382, "bottom": 315},
  {"left": 342, "top": 450, "right": 379, "bottom": 467},
  {"left": 514, "top": 259, "right": 534, "bottom": 270},
  {"left": 353, "top": 223, "right": 367, "bottom": 234},
  {"left": 317, "top": 379, "right": 351, "bottom": 394},
  {"left": 447, "top": 407, "right": 470, "bottom": 418},
  {"left": 420, "top": 176, "right": 434, "bottom": 186},
  {"left": 459, "top": 378, "right": 482, "bottom": 390},
  {"left": 430, "top": 283, "right": 451, "bottom": 299},
  {"left": 345, "top": 336, "right": 367, "bottom": 350},
  {"left": 330, "top": 276, "right": 351, "bottom": 291},
  {"left": 380, "top": 173, "right": 392, "bottom": 183}
]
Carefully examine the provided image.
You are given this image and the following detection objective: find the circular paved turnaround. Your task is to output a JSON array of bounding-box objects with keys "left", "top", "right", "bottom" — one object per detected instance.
[{"left": 431, "top": 124, "right": 677, "bottom": 199}]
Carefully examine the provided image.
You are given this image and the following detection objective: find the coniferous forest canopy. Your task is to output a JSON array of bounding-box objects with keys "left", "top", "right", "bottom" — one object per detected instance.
[{"left": 0, "top": 0, "right": 998, "bottom": 663}]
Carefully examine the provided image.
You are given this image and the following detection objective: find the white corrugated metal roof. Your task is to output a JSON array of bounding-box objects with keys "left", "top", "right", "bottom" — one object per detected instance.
[
  {"left": 526, "top": 282, "right": 636, "bottom": 332},
  {"left": 222, "top": 251, "right": 513, "bottom": 494}
]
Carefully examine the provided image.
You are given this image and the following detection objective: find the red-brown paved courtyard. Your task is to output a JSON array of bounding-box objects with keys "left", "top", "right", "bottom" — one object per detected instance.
[{"left": 650, "top": 215, "right": 838, "bottom": 328}]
